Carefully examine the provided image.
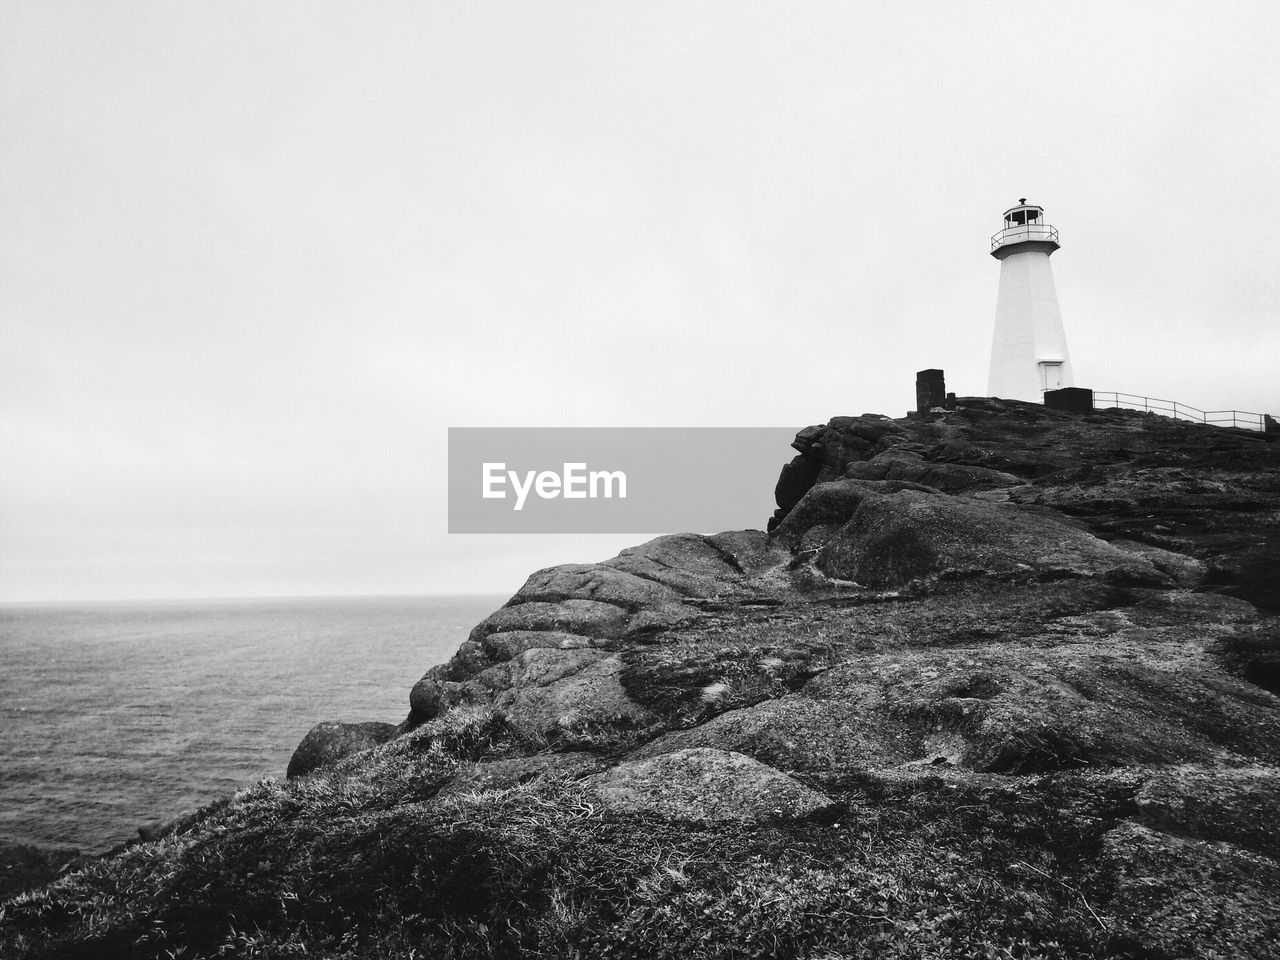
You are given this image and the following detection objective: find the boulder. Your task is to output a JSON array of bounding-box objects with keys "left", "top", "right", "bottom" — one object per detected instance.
[
  {"left": 770, "top": 478, "right": 936, "bottom": 549},
  {"left": 765, "top": 417, "right": 913, "bottom": 531},
  {"left": 629, "top": 696, "right": 911, "bottom": 777},
  {"left": 706, "top": 530, "right": 783, "bottom": 575},
  {"left": 845, "top": 449, "right": 1024, "bottom": 493},
  {"left": 589, "top": 748, "right": 835, "bottom": 822},
  {"left": 436, "top": 639, "right": 489, "bottom": 680},
  {"left": 408, "top": 645, "right": 656, "bottom": 745},
  {"left": 606, "top": 531, "right": 782, "bottom": 594},
  {"left": 508, "top": 564, "right": 685, "bottom": 610},
  {"left": 286, "top": 721, "right": 398, "bottom": 779},
  {"left": 468, "top": 599, "right": 632, "bottom": 643},
  {"left": 773, "top": 453, "right": 824, "bottom": 517},
  {"left": 492, "top": 648, "right": 653, "bottom": 743},
  {"left": 815, "top": 490, "right": 1169, "bottom": 587},
  {"left": 480, "top": 630, "right": 594, "bottom": 663},
  {"left": 409, "top": 666, "right": 482, "bottom": 721}
]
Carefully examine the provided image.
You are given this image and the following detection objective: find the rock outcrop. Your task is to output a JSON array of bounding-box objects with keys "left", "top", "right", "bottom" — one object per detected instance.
[
  {"left": 286, "top": 720, "right": 398, "bottom": 779},
  {"left": 6, "top": 397, "right": 1280, "bottom": 960},
  {"left": 589, "top": 747, "right": 836, "bottom": 822}
]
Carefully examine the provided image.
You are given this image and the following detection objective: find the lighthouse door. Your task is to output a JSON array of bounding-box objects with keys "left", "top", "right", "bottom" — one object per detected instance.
[{"left": 1038, "top": 362, "right": 1064, "bottom": 392}]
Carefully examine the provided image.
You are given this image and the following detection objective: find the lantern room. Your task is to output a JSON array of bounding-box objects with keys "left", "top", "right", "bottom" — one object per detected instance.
[{"left": 991, "top": 199, "right": 1059, "bottom": 257}]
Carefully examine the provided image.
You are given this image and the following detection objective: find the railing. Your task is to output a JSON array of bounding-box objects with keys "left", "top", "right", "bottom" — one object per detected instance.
[
  {"left": 991, "top": 223, "right": 1059, "bottom": 251},
  {"left": 1093, "top": 391, "right": 1273, "bottom": 432}
]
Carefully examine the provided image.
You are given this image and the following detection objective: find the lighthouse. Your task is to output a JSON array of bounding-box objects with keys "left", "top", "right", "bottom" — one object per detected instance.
[{"left": 987, "top": 199, "right": 1074, "bottom": 401}]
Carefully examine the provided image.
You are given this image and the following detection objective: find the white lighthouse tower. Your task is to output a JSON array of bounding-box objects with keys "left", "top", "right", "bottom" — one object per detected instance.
[{"left": 987, "top": 199, "right": 1074, "bottom": 400}]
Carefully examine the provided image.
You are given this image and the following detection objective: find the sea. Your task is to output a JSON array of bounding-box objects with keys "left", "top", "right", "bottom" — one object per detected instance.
[{"left": 0, "top": 595, "right": 504, "bottom": 854}]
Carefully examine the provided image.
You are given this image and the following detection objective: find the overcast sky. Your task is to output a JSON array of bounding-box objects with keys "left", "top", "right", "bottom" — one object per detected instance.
[{"left": 2, "top": 1, "right": 1277, "bottom": 602}]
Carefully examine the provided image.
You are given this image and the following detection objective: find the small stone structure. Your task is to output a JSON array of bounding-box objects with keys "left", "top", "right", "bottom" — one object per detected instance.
[
  {"left": 1044, "top": 387, "right": 1094, "bottom": 414},
  {"left": 915, "top": 369, "right": 946, "bottom": 412}
]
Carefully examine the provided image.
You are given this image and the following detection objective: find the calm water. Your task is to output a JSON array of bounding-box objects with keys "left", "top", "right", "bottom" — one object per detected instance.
[{"left": 0, "top": 595, "right": 503, "bottom": 853}]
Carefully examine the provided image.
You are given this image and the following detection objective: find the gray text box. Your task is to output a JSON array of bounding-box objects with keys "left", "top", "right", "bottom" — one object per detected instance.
[{"left": 448, "top": 427, "right": 799, "bottom": 533}]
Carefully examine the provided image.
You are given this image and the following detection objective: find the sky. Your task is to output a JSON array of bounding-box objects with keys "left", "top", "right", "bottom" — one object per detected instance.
[{"left": 2, "top": 1, "right": 1278, "bottom": 602}]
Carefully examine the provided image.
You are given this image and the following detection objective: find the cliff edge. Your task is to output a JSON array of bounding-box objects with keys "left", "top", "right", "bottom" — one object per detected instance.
[{"left": 4, "top": 398, "right": 1279, "bottom": 959}]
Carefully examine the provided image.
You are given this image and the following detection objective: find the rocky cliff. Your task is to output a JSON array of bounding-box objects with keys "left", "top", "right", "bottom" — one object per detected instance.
[{"left": 4, "top": 398, "right": 1280, "bottom": 959}]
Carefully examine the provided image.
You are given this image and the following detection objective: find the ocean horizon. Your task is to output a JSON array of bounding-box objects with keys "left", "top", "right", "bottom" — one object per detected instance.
[{"left": 0, "top": 594, "right": 505, "bottom": 854}]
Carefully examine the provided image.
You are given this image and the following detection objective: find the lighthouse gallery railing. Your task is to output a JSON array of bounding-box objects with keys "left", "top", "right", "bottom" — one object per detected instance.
[{"left": 991, "top": 224, "right": 1059, "bottom": 251}]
